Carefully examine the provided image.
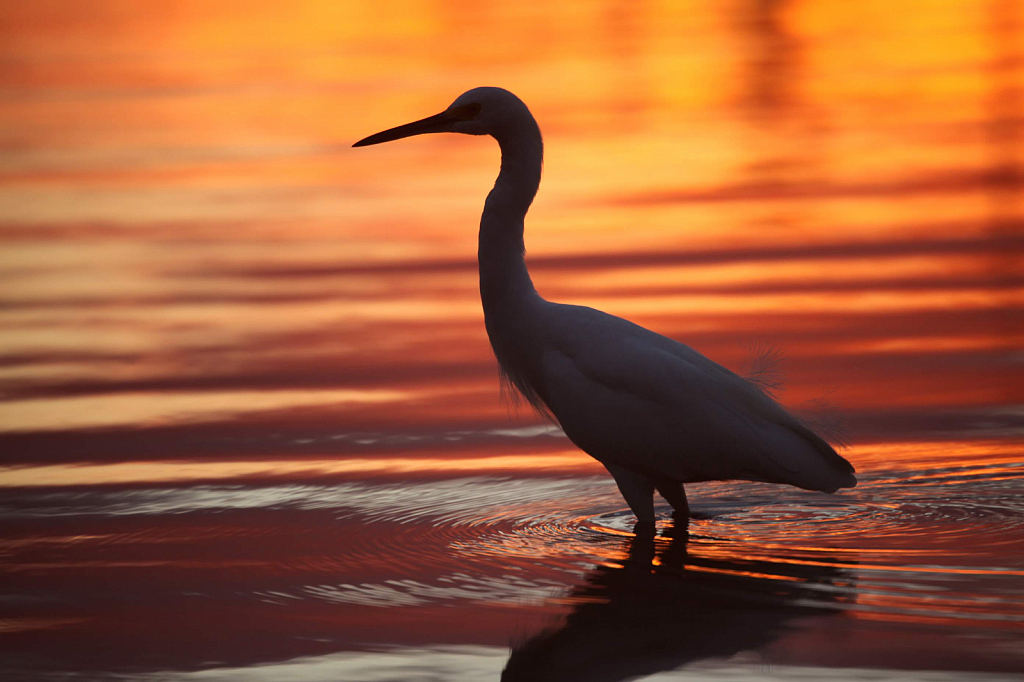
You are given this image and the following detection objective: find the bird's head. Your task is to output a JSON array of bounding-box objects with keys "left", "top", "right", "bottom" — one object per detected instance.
[{"left": 353, "top": 87, "right": 530, "bottom": 147}]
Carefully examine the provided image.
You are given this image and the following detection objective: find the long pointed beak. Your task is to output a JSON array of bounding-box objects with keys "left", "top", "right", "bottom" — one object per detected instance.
[{"left": 352, "top": 111, "right": 456, "bottom": 147}]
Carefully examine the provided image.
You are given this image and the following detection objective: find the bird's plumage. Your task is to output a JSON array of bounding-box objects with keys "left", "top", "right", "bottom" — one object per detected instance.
[
  {"left": 495, "top": 298, "right": 854, "bottom": 492},
  {"left": 354, "top": 86, "right": 856, "bottom": 525}
]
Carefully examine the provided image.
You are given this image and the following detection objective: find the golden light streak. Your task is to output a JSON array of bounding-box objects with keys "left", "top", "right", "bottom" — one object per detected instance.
[
  {"left": 848, "top": 440, "right": 1024, "bottom": 470},
  {"left": 0, "top": 441, "right": 1017, "bottom": 487},
  {"left": 0, "top": 388, "right": 420, "bottom": 433},
  {"left": 0, "top": 618, "right": 88, "bottom": 633},
  {"left": 0, "top": 452, "right": 597, "bottom": 487}
]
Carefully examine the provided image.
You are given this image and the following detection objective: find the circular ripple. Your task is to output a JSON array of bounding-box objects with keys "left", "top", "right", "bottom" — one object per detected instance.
[{"left": 238, "top": 463, "right": 1024, "bottom": 620}]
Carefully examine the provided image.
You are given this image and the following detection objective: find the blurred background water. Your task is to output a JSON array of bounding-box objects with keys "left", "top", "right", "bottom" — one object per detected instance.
[{"left": 0, "top": 1, "right": 1022, "bottom": 680}]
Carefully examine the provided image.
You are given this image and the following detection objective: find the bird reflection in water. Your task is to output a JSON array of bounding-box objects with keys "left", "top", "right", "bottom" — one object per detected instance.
[{"left": 502, "top": 522, "right": 856, "bottom": 682}]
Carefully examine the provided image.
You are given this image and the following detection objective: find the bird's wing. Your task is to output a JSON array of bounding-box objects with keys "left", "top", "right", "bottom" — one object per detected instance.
[{"left": 539, "top": 304, "right": 855, "bottom": 491}]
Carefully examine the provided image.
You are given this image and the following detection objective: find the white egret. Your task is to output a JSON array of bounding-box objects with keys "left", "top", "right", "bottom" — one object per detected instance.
[{"left": 354, "top": 87, "right": 856, "bottom": 527}]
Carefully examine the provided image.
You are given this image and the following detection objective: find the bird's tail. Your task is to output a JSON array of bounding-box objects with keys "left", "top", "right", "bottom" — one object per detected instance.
[{"left": 751, "top": 402, "right": 857, "bottom": 493}]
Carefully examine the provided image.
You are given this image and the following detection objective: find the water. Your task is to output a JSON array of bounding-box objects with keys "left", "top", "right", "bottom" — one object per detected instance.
[
  {"left": 1, "top": 444, "right": 1022, "bottom": 680},
  {"left": 1, "top": 0, "right": 1022, "bottom": 679}
]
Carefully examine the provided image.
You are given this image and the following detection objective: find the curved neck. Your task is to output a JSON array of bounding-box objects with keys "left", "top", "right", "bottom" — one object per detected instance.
[{"left": 478, "top": 118, "right": 544, "bottom": 305}]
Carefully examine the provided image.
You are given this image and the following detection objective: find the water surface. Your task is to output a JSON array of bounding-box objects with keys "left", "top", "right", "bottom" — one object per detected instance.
[{"left": 1, "top": 1, "right": 1021, "bottom": 680}]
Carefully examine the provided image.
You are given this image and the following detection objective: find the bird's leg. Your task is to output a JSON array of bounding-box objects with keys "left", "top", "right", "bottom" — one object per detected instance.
[
  {"left": 604, "top": 464, "right": 655, "bottom": 528},
  {"left": 654, "top": 479, "right": 690, "bottom": 520},
  {"left": 656, "top": 480, "right": 713, "bottom": 520}
]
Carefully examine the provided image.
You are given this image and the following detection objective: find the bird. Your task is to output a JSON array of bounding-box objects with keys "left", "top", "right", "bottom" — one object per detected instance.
[{"left": 353, "top": 87, "right": 856, "bottom": 528}]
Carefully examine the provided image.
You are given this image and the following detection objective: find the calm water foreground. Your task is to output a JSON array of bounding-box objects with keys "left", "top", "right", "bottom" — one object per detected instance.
[{"left": 2, "top": 440, "right": 1023, "bottom": 681}]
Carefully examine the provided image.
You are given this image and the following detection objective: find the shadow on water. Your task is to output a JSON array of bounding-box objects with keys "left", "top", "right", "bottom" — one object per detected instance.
[{"left": 501, "top": 520, "right": 856, "bottom": 682}]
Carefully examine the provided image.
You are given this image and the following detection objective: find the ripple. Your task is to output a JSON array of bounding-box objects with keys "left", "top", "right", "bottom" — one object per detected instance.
[
  {"left": 434, "top": 460, "right": 1024, "bottom": 630},
  {"left": 4, "top": 457, "right": 1022, "bottom": 632}
]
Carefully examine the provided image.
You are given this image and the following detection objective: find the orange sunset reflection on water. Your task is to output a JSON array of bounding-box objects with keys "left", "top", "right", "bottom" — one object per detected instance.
[
  {"left": 1, "top": 1, "right": 1023, "bottom": 680},
  {"left": 2, "top": 0, "right": 1019, "bottom": 460}
]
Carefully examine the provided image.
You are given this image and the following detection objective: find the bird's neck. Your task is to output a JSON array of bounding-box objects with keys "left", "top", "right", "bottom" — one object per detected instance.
[{"left": 478, "top": 119, "right": 543, "bottom": 309}]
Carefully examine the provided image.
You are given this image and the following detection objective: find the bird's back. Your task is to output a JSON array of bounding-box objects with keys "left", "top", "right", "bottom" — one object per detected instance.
[{"left": 529, "top": 302, "right": 856, "bottom": 492}]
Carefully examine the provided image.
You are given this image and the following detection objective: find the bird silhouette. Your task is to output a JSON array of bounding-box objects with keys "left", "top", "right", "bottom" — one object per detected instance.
[{"left": 354, "top": 87, "right": 856, "bottom": 528}]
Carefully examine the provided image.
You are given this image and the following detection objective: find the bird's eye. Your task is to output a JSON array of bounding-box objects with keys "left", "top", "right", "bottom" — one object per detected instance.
[{"left": 467, "top": 103, "right": 482, "bottom": 116}]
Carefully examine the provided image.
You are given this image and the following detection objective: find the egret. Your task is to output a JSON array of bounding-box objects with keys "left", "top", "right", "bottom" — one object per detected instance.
[{"left": 354, "top": 87, "right": 856, "bottom": 527}]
